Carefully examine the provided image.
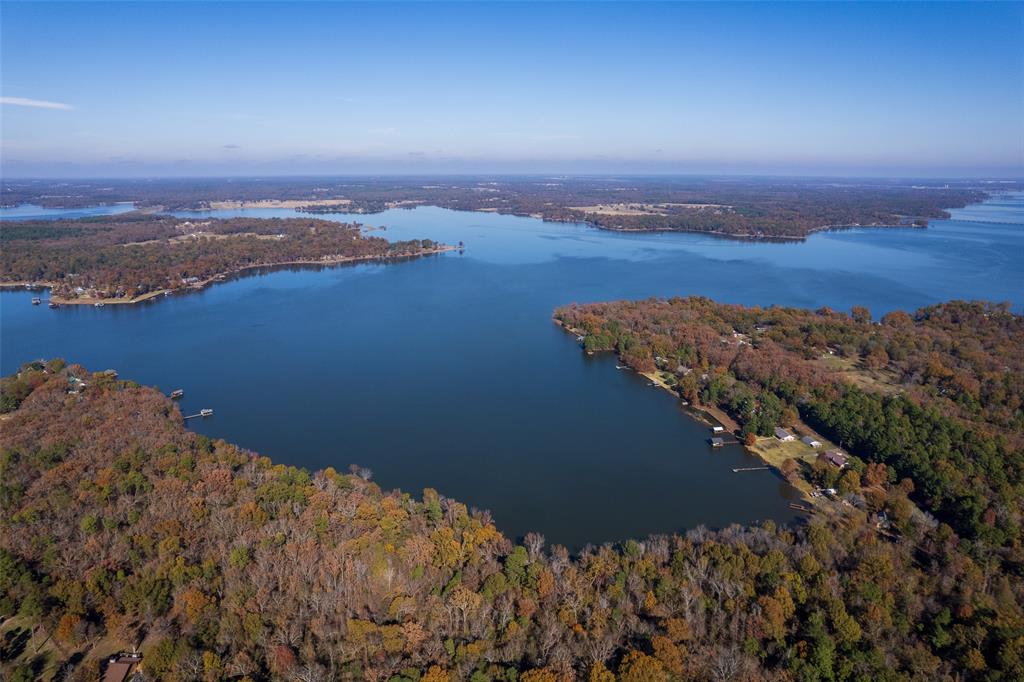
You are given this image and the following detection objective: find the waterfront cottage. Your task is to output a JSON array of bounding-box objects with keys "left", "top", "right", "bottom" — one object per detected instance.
[{"left": 774, "top": 427, "right": 795, "bottom": 442}]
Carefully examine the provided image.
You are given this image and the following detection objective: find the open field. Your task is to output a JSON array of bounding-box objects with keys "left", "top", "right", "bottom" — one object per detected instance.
[
  {"left": 207, "top": 199, "right": 352, "bottom": 210},
  {"left": 817, "top": 353, "right": 904, "bottom": 395},
  {"left": 747, "top": 436, "right": 819, "bottom": 469},
  {"left": 569, "top": 202, "right": 734, "bottom": 216},
  {"left": 569, "top": 203, "right": 668, "bottom": 216}
]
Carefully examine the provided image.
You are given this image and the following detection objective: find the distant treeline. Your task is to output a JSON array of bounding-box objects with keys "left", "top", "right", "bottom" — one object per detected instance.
[
  {"left": 0, "top": 214, "right": 440, "bottom": 300},
  {"left": 1, "top": 176, "right": 995, "bottom": 239}
]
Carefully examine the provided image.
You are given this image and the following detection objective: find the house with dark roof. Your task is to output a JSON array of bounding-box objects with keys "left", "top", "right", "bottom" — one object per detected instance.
[
  {"left": 824, "top": 449, "right": 848, "bottom": 468},
  {"left": 102, "top": 653, "right": 142, "bottom": 682}
]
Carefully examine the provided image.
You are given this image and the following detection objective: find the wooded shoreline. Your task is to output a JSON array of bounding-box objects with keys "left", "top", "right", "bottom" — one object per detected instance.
[{"left": 1, "top": 245, "right": 457, "bottom": 306}]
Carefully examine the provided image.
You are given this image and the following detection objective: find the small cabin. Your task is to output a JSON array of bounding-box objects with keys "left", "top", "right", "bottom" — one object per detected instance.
[
  {"left": 102, "top": 653, "right": 142, "bottom": 682},
  {"left": 709, "top": 437, "right": 725, "bottom": 448},
  {"left": 801, "top": 436, "right": 822, "bottom": 448},
  {"left": 824, "top": 449, "right": 848, "bottom": 468},
  {"left": 711, "top": 426, "right": 725, "bottom": 434},
  {"left": 774, "top": 427, "right": 795, "bottom": 442}
]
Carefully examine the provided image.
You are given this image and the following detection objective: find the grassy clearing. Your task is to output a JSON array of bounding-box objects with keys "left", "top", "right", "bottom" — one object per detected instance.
[
  {"left": 0, "top": 615, "right": 139, "bottom": 681},
  {"left": 816, "top": 353, "right": 903, "bottom": 395},
  {"left": 0, "top": 617, "right": 63, "bottom": 680},
  {"left": 748, "top": 436, "right": 818, "bottom": 469},
  {"left": 747, "top": 437, "right": 820, "bottom": 498}
]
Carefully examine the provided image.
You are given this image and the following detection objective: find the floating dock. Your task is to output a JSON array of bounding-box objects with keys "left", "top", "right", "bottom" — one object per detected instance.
[{"left": 183, "top": 408, "right": 214, "bottom": 420}]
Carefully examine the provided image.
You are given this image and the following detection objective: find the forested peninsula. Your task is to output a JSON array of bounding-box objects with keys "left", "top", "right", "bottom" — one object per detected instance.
[
  {"left": 2, "top": 295, "right": 1023, "bottom": 681},
  {"left": 0, "top": 214, "right": 449, "bottom": 304},
  {"left": 555, "top": 298, "right": 1023, "bottom": 554},
  {"left": 1, "top": 177, "right": 992, "bottom": 241}
]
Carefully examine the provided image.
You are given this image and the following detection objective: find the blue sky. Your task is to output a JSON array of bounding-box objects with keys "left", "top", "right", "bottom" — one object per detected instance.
[{"left": 1, "top": 1, "right": 1022, "bottom": 178}]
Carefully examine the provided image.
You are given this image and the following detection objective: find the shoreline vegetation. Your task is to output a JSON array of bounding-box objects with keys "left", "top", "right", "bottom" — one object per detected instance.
[
  {"left": 0, "top": 245, "right": 456, "bottom": 306},
  {"left": 0, "top": 213, "right": 456, "bottom": 306},
  {"left": 568, "top": 219, "right": 926, "bottom": 242},
  {"left": 2, "top": 176, "right": 997, "bottom": 240},
  {"left": 557, "top": 317, "right": 830, "bottom": 505},
  {"left": 2, "top": 353, "right": 1021, "bottom": 680},
  {"left": 554, "top": 297, "right": 1023, "bottom": 557}
]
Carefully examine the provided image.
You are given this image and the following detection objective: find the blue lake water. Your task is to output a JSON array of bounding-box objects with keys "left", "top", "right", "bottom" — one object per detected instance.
[
  {"left": 0, "top": 202, "right": 136, "bottom": 221},
  {"left": 2, "top": 193, "right": 1021, "bottom": 548}
]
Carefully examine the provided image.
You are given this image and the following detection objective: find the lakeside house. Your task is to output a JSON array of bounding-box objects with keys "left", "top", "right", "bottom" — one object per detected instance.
[
  {"left": 67, "top": 376, "right": 87, "bottom": 394},
  {"left": 102, "top": 652, "right": 142, "bottom": 682},
  {"left": 710, "top": 437, "right": 725, "bottom": 448},
  {"left": 824, "top": 449, "right": 848, "bottom": 468},
  {"left": 801, "top": 435, "right": 823, "bottom": 448},
  {"left": 774, "top": 427, "right": 795, "bottom": 442}
]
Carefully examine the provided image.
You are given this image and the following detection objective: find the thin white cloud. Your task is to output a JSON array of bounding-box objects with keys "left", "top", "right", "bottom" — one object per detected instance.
[
  {"left": 494, "top": 131, "right": 582, "bottom": 142},
  {"left": 0, "top": 97, "right": 74, "bottom": 111}
]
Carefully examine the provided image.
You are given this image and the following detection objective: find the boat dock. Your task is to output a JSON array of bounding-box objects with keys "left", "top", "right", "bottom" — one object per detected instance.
[
  {"left": 183, "top": 408, "right": 214, "bottom": 420},
  {"left": 732, "top": 466, "right": 770, "bottom": 473}
]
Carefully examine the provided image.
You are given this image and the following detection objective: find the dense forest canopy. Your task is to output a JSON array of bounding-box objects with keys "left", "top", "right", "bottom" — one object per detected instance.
[
  {"left": 1, "top": 357, "right": 1022, "bottom": 681},
  {"left": 0, "top": 214, "right": 443, "bottom": 301},
  {"left": 1, "top": 176, "right": 997, "bottom": 239}
]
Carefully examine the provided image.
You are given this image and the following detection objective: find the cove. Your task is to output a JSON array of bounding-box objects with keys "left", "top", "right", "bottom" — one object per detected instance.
[{"left": 2, "top": 193, "right": 1021, "bottom": 548}]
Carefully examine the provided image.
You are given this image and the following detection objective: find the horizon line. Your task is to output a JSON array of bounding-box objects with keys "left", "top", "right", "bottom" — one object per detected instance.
[{"left": 3, "top": 171, "right": 1023, "bottom": 182}]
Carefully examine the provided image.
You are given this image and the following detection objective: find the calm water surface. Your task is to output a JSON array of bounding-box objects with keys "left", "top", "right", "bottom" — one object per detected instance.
[
  {"left": 3, "top": 193, "right": 1021, "bottom": 548},
  {"left": 0, "top": 203, "right": 135, "bottom": 221}
]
